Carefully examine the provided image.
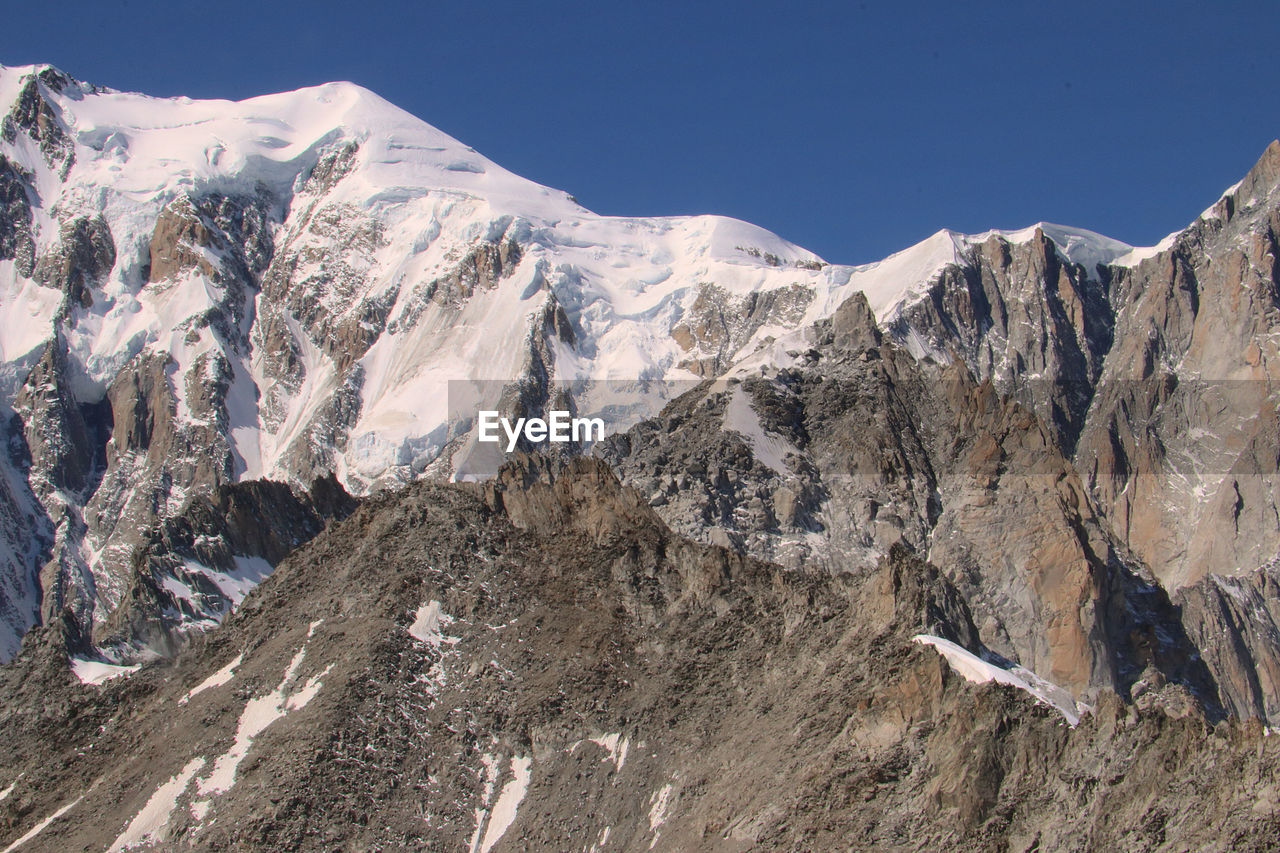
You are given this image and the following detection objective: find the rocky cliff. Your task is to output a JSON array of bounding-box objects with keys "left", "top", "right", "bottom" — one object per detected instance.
[{"left": 0, "top": 459, "right": 1275, "bottom": 852}]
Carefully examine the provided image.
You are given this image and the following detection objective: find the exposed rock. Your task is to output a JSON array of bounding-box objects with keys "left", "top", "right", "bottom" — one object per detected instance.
[
  {"left": 1, "top": 70, "right": 75, "bottom": 179},
  {"left": 889, "top": 227, "right": 1113, "bottom": 453},
  {"left": 259, "top": 200, "right": 386, "bottom": 368},
  {"left": 33, "top": 215, "right": 115, "bottom": 317},
  {"left": 98, "top": 475, "right": 355, "bottom": 655},
  {"left": 394, "top": 238, "right": 523, "bottom": 330},
  {"left": 3, "top": 61, "right": 1280, "bottom": 853},
  {"left": 0, "top": 154, "right": 35, "bottom": 277},
  {"left": 1075, "top": 142, "right": 1280, "bottom": 592},
  {"left": 0, "top": 418, "right": 49, "bottom": 662},
  {"left": 11, "top": 336, "right": 109, "bottom": 498},
  {"left": 1176, "top": 566, "right": 1280, "bottom": 723},
  {"left": 0, "top": 459, "right": 1276, "bottom": 851},
  {"left": 604, "top": 290, "right": 1230, "bottom": 707},
  {"left": 671, "top": 282, "right": 813, "bottom": 376}
]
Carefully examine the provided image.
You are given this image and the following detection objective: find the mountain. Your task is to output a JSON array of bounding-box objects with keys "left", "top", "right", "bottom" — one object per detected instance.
[
  {"left": 0, "top": 458, "right": 1275, "bottom": 851},
  {"left": 3, "top": 61, "right": 1280, "bottom": 849},
  {"left": 0, "top": 62, "right": 1177, "bottom": 663},
  {"left": 603, "top": 149, "right": 1280, "bottom": 720}
]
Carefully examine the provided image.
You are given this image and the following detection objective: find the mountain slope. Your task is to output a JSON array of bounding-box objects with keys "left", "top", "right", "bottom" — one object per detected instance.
[
  {"left": 0, "top": 459, "right": 1275, "bottom": 852},
  {"left": 603, "top": 143, "right": 1280, "bottom": 722},
  {"left": 5, "top": 60, "right": 1280, "bottom": 852}
]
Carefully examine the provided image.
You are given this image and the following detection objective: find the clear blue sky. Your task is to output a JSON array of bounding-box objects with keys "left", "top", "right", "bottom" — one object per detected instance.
[{"left": 3, "top": 1, "right": 1278, "bottom": 264}]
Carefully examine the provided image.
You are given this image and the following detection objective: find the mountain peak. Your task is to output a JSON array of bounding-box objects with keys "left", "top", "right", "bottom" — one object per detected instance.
[{"left": 1233, "top": 138, "right": 1280, "bottom": 209}]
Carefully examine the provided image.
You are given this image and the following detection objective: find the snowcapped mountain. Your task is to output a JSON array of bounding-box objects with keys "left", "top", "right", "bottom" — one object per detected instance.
[
  {"left": 5, "top": 56, "right": 1280, "bottom": 713},
  {"left": 6, "top": 60, "right": 1280, "bottom": 853},
  {"left": 0, "top": 63, "right": 1158, "bottom": 483},
  {"left": 0, "top": 62, "right": 1180, "bottom": 662}
]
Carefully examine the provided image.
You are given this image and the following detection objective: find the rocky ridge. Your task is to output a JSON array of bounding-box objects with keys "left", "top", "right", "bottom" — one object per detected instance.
[
  {"left": 600, "top": 143, "right": 1280, "bottom": 725},
  {"left": 0, "top": 458, "right": 1276, "bottom": 852}
]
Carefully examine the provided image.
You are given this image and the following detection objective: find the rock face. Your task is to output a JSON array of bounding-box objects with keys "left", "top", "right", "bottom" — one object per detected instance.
[
  {"left": 1076, "top": 149, "right": 1280, "bottom": 593},
  {"left": 1175, "top": 565, "right": 1280, "bottom": 723},
  {"left": 880, "top": 147, "right": 1280, "bottom": 600},
  {"left": 0, "top": 435, "right": 46, "bottom": 662},
  {"left": 0, "top": 154, "right": 34, "bottom": 276},
  {"left": 0, "top": 459, "right": 1276, "bottom": 852},
  {"left": 93, "top": 474, "right": 355, "bottom": 657},
  {"left": 2, "top": 67, "right": 77, "bottom": 178},
  {"left": 34, "top": 215, "right": 115, "bottom": 316},
  {"left": 600, "top": 297, "right": 1210, "bottom": 705},
  {"left": 670, "top": 282, "right": 815, "bottom": 377},
  {"left": 0, "top": 62, "right": 1268, "bottom": 710},
  {"left": 600, "top": 144, "right": 1280, "bottom": 722}
]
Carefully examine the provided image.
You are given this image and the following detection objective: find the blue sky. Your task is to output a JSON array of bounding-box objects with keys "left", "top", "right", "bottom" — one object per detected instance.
[{"left": 3, "top": 1, "right": 1278, "bottom": 264}]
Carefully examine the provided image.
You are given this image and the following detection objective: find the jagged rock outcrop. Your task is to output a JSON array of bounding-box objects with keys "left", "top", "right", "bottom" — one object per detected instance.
[
  {"left": 601, "top": 292, "right": 1218, "bottom": 705},
  {"left": 603, "top": 141, "right": 1280, "bottom": 721},
  {"left": 872, "top": 145, "right": 1280, "bottom": 603},
  {"left": 1175, "top": 565, "right": 1280, "bottom": 723},
  {"left": 11, "top": 337, "right": 108, "bottom": 499},
  {"left": 1076, "top": 143, "right": 1280, "bottom": 593},
  {"left": 95, "top": 474, "right": 355, "bottom": 656},
  {"left": 2, "top": 66, "right": 76, "bottom": 178},
  {"left": 891, "top": 228, "right": 1115, "bottom": 451},
  {"left": 0, "top": 459, "right": 1275, "bottom": 852},
  {"left": 0, "top": 425, "right": 47, "bottom": 661},
  {"left": 34, "top": 215, "right": 115, "bottom": 317},
  {"left": 671, "top": 282, "right": 814, "bottom": 377},
  {"left": 0, "top": 154, "right": 34, "bottom": 277}
]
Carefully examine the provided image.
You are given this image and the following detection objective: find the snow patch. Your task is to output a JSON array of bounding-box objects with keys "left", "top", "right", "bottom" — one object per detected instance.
[
  {"left": 409, "top": 599, "right": 459, "bottom": 647},
  {"left": 841, "top": 228, "right": 960, "bottom": 320},
  {"left": 108, "top": 757, "right": 205, "bottom": 852},
  {"left": 179, "top": 654, "right": 243, "bottom": 705},
  {"left": 1, "top": 796, "right": 83, "bottom": 853},
  {"left": 912, "top": 634, "right": 1085, "bottom": 725},
  {"left": 0, "top": 265, "right": 61, "bottom": 367},
  {"left": 467, "top": 753, "right": 503, "bottom": 853},
  {"left": 648, "top": 781, "right": 674, "bottom": 847},
  {"left": 586, "top": 733, "right": 630, "bottom": 772},
  {"left": 722, "top": 387, "right": 795, "bottom": 476},
  {"left": 193, "top": 622, "right": 329, "bottom": 808},
  {"left": 479, "top": 755, "right": 532, "bottom": 853},
  {"left": 179, "top": 555, "right": 275, "bottom": 612},
  {"left": 70, "top": 657, "right": 140, "bottom": 685},
  {"left": 1003, "top": 222, "right": 1133, "bottom": 274},
  {"left": 1113, "top": 232, "right": 1178, "bottom": 268}
]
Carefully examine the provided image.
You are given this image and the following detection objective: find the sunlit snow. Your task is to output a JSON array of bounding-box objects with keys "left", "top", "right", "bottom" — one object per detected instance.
[
  {"left": 108, "top": 757, "right": 206, "bottom": 852},
  {"left": 913, "top": 634, "right": 1086, "bottom": 726},
  {"left": 179, "top": 653, "right": 243, "bottom": 705},
  {"left": 69, "top": 657, "right": 140, "bottom": 685}
]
